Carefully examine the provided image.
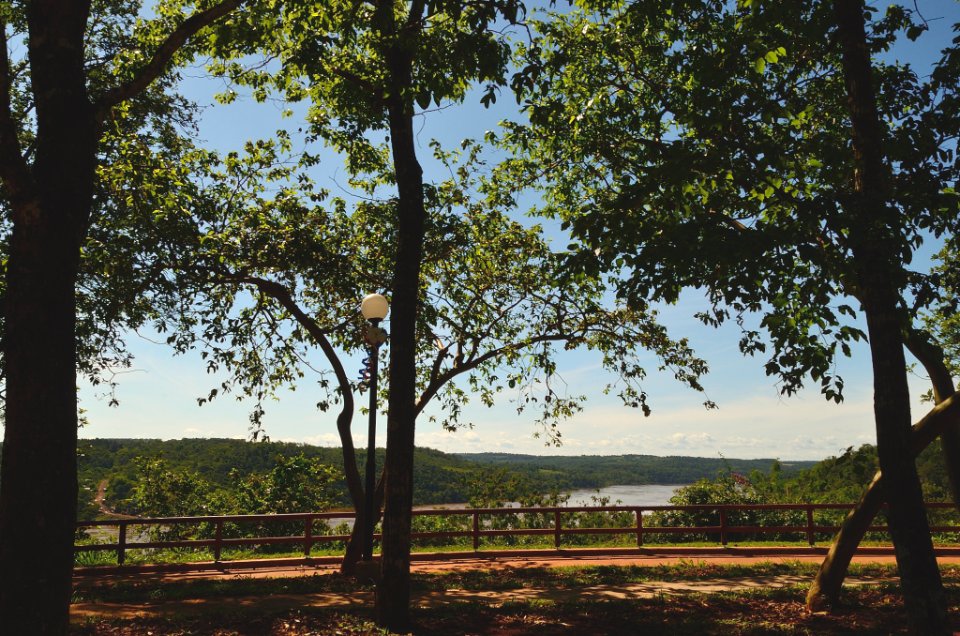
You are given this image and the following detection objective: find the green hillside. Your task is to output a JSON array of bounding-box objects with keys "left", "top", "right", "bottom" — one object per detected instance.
[
  {"left": 76, "top": 438, "right": 480, "bottom": 514},
  {"left": 65, "top": 438, "right": 825, "bottom": 520}
]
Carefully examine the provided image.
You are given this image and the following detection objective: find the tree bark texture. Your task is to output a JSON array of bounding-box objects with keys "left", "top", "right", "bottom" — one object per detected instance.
[
  {"left": 806, "top": 393, "right": 959, "bottom": 610},
  {"left": 833, "top": 1, "right": 949, "bottom": 632},
  {"left": 0, "top": 2, "right": 96, "bottom": 633},
  {"left": 1, "top": 2, "right": 240, "bottom": 631},
  {"left": 374, "top": 3, "right": 427, "bottom": 630}
]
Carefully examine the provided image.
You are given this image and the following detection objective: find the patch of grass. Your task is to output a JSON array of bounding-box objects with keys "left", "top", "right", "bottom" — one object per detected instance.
[
  {"left": 74, "top": 551, "right": 117, "bottom": 568},
  {"left": 74, "top": 546, "right": 350, "bottom": 567},
  {"left": 73, "top": 535, "right": 960, "bottom": 568}
]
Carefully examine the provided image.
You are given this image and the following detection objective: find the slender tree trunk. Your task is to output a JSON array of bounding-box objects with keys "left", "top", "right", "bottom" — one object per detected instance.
[
  {"left": 904, "top": 331, "right": 960, "bottom": 504},
  {"left": 0, "top": 3, "right": 96, "bottom": 633},
  {"left": 341, "top": 471, "right": 385, "bottom": 575},
  {"left": 833, "top": 1, "right": 948, "bottom": 631},
  {"left": 806, "top": 394, "right": 959, "bottom": 610},
  {"left": 374, "top": 3, "right": 426, "bottom": 629},
  {"left": 807, "top": 332, "right": 958, "bottom": 611}
]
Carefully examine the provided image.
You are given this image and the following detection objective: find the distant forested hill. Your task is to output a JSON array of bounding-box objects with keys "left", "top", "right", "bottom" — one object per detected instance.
[
  {"left": 75, "top": 438, "right": 480, "bottom": 511},
  {"left": 18, "top": 438, "right": 821, "bottom": 519},
  {"left": 456, "top": 453, "right": 817, "bottom": 489}
]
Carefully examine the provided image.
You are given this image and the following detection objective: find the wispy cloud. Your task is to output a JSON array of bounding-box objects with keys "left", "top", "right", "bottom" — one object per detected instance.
[{"left": 416, "top": 390, "right": 882, "bottom": 460}]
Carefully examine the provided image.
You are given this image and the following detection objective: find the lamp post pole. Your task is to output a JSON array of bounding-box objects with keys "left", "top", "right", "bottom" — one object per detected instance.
[{"left": 360, "top": 294, "right": 389, "bottom": 563}]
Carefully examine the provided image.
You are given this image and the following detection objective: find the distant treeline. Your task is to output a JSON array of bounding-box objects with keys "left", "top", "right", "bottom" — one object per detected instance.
[
  {"left": 66, "top": 438, "right": 815, "bottom": 518},
  {"left": 458, "top": 452, "right": 817, "bottom": 490},
  {"left": 21, "top": 437, "right": 948, "bottom": 521}
]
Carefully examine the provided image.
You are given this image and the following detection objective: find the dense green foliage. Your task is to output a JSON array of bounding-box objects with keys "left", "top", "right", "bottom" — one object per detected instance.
[
  {"left": 125, "top": 453, "right": 342, "bottom": 518},
  {"left": 75, "top": 439, "right": 480, "bottom": 515},
  {"left": 67, "top": 440, "right": 960, "bottom": 564},
  {"left": 647, "top": 443, "right": 957, "bottom": 542},
  {"left": 742, "top": 443, "right": 951, "bottom": 505},
  {"left": 499, "top": 0, "right": 960, "bottom": 402},
  {"left": 71, "top": 438, "right": 820, "bottom": 519}
]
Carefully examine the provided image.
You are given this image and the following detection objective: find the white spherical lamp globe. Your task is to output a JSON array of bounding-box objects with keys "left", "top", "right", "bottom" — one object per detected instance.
[{"left": 360, "top": 293, "right": 389, "bottom": 321}]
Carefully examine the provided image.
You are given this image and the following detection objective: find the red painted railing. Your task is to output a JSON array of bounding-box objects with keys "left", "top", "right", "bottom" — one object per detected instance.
[{"left": 75, "top": 502, "right": 960, "bottom": 567}]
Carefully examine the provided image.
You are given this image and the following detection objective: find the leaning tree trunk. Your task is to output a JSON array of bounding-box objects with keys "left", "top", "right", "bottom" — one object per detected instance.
[
  {"left": 905, "top": 330, "right": 960, "bottom": 504},
  {"left": 833, "top": 1, "right": 949, "bottom": 631},
  {"left": 0, "top": 3, "right": 97, "bottom": 633},
  {"left": 807, "top": 331, "right": 958, "bottom": 610},
  {"left": 807, "top": 394, "right": 959, "bottom": 610},
  {"left": 374, "top": 2, "right": 427, "bottom": 630}
]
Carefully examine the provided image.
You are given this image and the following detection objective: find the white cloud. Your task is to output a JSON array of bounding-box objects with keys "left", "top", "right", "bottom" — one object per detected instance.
[
  {"left": 406, "top": 389, "right": 884, "bottom": 460},
  {"left": 297, "top": 433, "right": 343, "bottom": 447},
  {"left": 666, "top": 432, "right": 714, "bottom": 447}
]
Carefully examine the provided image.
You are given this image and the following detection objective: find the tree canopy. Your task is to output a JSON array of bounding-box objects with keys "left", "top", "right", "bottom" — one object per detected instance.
[
  {"left": 497, "top": 0, "right": 960, "bottom": 629},
  {"left": 499, "top": 0, "right": 959, "bottom": 399}
]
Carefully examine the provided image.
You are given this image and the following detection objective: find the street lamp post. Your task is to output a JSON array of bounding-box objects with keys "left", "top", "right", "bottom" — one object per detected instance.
[{"left": 360, "top": 293, "right": 388, "bottom": 563}]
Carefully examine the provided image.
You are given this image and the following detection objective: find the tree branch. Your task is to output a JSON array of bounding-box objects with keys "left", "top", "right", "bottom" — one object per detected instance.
[
  {"left": 427, "top": 342, "right": 452, "bottom": 389},
  {"left": 405, "top": 0, "right": 428, "bottom": 30},
  {"left": 0, "top": 22, "right": 34, "bottom": 209},
  {"left": 415, "top": 331, "right": 574, "bottom": 415},
  {"left": 215, "top": 272, "right": 367, "bottom": 507},
  {"left": 94, "top": 0, "right": 244, "bottom": 120}
]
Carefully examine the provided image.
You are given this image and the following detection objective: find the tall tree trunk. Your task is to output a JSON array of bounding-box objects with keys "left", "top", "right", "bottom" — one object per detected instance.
[
  {"left": 833, "top": 1, "right": 948, "bottom": 631},
  {"left": 0, "top": 220, "right": 86, "bottom": 635},
  {"left": 806, "top": 394, "right": 959, "bottom": 610},
  {"left": 1, "top": 2, "right": 239, "bottom": 631},
  {"left": 374, "top": 2, "right": 427, "bottom": 629},
  {"left": 0, "top": 3, "right": 95, "bottom": 633}
]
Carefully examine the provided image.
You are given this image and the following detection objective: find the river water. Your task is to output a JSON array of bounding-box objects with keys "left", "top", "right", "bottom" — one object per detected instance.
[
  {"left": 564, "top": 484, "right": 685, "bottom": 507},
  {"left": 326, "top": 484, "right": 687, "bottom": 529}
]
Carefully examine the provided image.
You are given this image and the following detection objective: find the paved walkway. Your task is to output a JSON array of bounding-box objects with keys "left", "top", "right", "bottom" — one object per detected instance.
[{"left": 71, "top": 551, "right": 960, "bottom": 623}]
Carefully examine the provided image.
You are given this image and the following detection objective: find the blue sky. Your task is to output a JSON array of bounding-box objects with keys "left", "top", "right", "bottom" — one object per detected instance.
[{"left": 78, "top": 1, "right": 960, "bottom": 461}]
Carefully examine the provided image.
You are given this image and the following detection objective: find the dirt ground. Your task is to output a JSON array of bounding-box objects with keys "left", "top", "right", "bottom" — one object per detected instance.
[{"left": 71, "top": 551, "right": 960, "bottom": 621}]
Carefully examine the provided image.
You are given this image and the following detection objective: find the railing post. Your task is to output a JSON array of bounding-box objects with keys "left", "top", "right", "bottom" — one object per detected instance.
[
  {"left": 806, "top": 505, "right": 815, "bottom": 547},
  {"left": 554, "top": 510, "right": 562, "bottom": 548},
  {"left": 304, "top": 515, "right": 313, "bottom": 557},
  {"left": 117, "top": 521, "right": 127, "bottom": 566},
  {"left": 472, "top": 511, "right": 480, "bottom": 551},
  {"left": 719, "top": 508, "right": 728, "bottom": 547},
  {"left": 214, "top": 519, "right": 223, "bottom": 562},
  {"left": 636, "top": 509, "right": 644, "bottom": 547}
]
